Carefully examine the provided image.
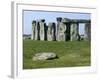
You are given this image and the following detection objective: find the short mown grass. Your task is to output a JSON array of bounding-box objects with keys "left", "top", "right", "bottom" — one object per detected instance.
[{"left": 23, "top": 40, "right": 90, "bottom": 69}]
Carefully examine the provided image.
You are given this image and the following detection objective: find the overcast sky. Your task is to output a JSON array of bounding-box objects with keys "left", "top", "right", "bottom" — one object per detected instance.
[{"left": 23, "top": 10, "right": 90, "bottom": 35}]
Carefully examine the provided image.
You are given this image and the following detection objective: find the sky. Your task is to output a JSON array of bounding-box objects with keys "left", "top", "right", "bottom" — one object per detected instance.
[{"left": 23, "top": 10, "right": 91, "bottom": 35}]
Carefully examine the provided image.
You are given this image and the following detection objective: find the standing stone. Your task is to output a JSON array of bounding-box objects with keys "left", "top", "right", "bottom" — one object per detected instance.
[
  {"left": 57, "top": 18, "right": 70, "bottom": 41},
  {"left": 52, "top": 23, "right": 56, "bottom": 41},
  {"left": 70, "top": 23, "right": 79, "bottom": 41},
  {"left": 47, "top": 22, "right": 56, "bottom": 41},
  {"left": 84, "top": 22, "right": 91, "bottom": 41},
  {"left": 58, "top": 22, "right": 66, "bottom": 41},
  {"left": 31, "top": 20, "right": 36, "bottom": 40},
  {"left": 56, "top": 17, "right": 62, "bottom": 41},
  {"left": 35, "top": 21, "right": 40, "bottom": 40},
  {"left": 47, "top": 23, "right": 52, "bottom": 41},
  {"left": 66, "top": 23, "right": 71, "bottom": 41},
  {"left": 62, "top": 18, "right": 70, "bottom": 41},
  {"left": 39, "top": 19, "right": 46, "bottom": 41}
]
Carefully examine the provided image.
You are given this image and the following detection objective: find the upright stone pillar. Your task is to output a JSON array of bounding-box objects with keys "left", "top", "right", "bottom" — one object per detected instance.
[
  {"left": 58, "top": 22, "right": 66, "bottom": 41},
  {"left": 31, "top": 20, "right": 36, "bottom": 40},
  {"left": 47, "top": 22, "right": 56, "bottom": 41},
  {"left": 47, "top": 23, "right": 52, "bottom": 41},
  {"left": 35, "top": 21, "right": 40, "bottom": 40},
  {"left": 39, "top": 19, "right": 46, "bottom": 41},
  {"left": 56, "top": 17, "right": 62, "bottom": 41},
  {"left": 62, "top": 18, "right": 70, "bottom": 41},
  {"left": 70, "top": 22, "right": 79, "bottom": 41},
  {"left": 44, "top": 23, "right": 47, "bottom": 41},
  {"left": 52, "top": 23, "right": 56, "bottom": 41},
  {"left": 84, "top": 22, "right": 91, "bottom": 41},
  {"left": 57, "top": 18, "right": 70, "bottom": 41},
  {"left": 66, "top": 23, "right": 71, "bottom": 41}
]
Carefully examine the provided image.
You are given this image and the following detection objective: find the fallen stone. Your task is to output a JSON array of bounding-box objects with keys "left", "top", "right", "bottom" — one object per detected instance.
[{"left": 32, "top": 52, "right": 58, "bottom": 61}]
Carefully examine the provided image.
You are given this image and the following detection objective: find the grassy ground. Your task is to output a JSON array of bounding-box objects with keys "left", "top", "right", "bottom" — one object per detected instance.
[{"left": 23, "top": 40, "right": 91, "bottom": 69}]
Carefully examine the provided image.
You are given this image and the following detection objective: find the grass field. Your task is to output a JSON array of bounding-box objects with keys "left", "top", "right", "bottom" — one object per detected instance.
[{"left": 23, "top": 40, "right": 91, "bottom": 69}]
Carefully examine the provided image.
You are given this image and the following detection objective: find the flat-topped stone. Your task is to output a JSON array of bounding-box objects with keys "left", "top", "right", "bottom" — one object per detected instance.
[
  {"left": 70, "top": 19, "right": 91, "bottom": 23},
  {"left": 32, "top": 52, "right": 58, "bottom": 61}
]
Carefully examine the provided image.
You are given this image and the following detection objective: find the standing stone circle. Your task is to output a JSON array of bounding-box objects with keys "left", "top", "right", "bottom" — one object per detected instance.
[{"left": 31, "top": 17, "right": 91, "bottom": 41}]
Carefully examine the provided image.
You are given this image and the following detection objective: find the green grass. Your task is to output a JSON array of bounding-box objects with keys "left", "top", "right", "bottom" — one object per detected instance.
[{"left": 23, "top": 40, "right": 91, "bottom": 69}]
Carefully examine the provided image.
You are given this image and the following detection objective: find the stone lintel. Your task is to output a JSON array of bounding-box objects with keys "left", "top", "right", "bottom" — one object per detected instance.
[
  {"left": 70, "top": 19, "right": 91, "bottom": 23},
  {"left": 37, "top": 19, "right": 45, "bottom": 22},
  {"left": 56, "top": 18, "right": 90, "bottom": 23}
]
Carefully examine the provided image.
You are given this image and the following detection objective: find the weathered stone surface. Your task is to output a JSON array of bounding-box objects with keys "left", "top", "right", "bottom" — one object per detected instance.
[
  {"left": 84, "top": 23, "right": 91, "bottom": 41},
  {"left": 56, "top": 18, "right": 70, "bottom": 41},
  {"left": 47, "top": 23, "right": 52, "bottom": 41},
  {"left": 70, "top": 23, "right": 79, "bottom": 41},
  {"left": 61, "top": 18, "right": 70, "bottom": 41},
  {"left": 39, "top": 19, "right": 45, "bottom": 40},
  {"left": 65, "top": 23, "right": 70, "bottom": 41},
  {"left": 31, "top": 20, "right": 36, "bottom": 40},
  {"left": 58, "top": 22, "right": 66, "bottom": 41},
  {"left": 56, "top": 17, "right": 62, "bottom": 41},
  {"left": 47, "top": 22, "right": 56, "bottom": 41},
  {"left": 71, "top": 19, "right": 91, "bottom": 23},
  {"left": 35, "top": 21, "right": 40, "bottom": 40},
  {"left": 32, "top": 52, "right": 58, "bottom": 61}
]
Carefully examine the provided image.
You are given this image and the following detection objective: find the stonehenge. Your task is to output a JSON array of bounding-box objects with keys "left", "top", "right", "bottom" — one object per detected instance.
[{"left": 31, "top": 17, "right": 91, "bottom": 41}]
